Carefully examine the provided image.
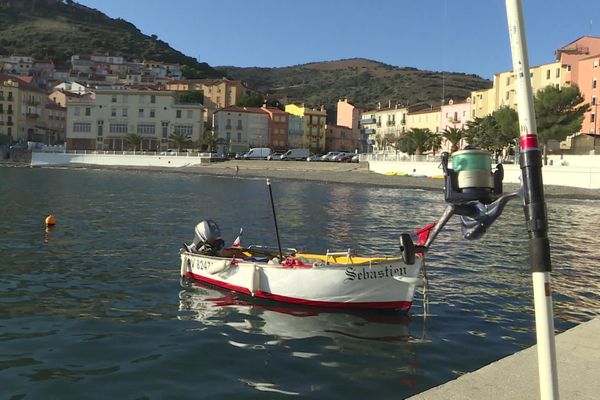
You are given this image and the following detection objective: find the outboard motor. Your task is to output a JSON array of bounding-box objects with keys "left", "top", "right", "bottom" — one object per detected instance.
[{"left": 186, "top": 220, "right": 225, "bottom": 256}]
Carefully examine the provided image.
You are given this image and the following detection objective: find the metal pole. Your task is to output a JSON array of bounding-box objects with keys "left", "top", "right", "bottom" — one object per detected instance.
[
  {"left": 266, "top": 179, "right": 284, "bottom": 260},
  {"left": 505, "top": 1, "right": 559, "bottom": 399}
]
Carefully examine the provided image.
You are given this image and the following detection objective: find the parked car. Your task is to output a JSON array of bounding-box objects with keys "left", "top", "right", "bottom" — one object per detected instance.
[
  {"left": 267, "top": 152, "right": 283, "bottom": 160},
  {"left": 335, "top": 153, "right": 355, "bottom": 162},
  {"left": 281, "top": 148, "right": 310, "bottom": 161},
  {"left": 351, "top": 154, "right": 360, "bottom": 163},
  {"left": 321, "top": 152, "right": 341, "bottom": 162},
  {"left": 306, "top": 154, "right": 322, "bottom": 162},
  {"left": 242, "top": 148, "right": 272, "bottom": 160}
]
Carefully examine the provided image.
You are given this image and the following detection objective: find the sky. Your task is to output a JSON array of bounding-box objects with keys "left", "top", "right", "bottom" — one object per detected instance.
[{"left": 76, "top": 0, "right": 600, "bottom": 80}]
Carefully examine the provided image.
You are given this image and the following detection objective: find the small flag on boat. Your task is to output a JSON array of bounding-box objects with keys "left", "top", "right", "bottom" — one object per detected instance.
[{"left": 232, "top": 228, "right": 243, "bottom": 247}]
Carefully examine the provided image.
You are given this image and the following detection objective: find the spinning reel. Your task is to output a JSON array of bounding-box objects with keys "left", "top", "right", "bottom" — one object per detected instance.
[{"left": 400, "top": 149, "right": 521, "bottom": 264}]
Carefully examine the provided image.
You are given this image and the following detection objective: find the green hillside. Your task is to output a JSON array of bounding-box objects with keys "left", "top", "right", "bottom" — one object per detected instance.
[
  {"left": 219, "top": 58, "right": 491, "bottom": 110},
  {"left": 0, "top": 0, "right": 222, "bottom": 78}
]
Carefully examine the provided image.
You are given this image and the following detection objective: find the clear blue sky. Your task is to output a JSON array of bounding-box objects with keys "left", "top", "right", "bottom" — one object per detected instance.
[{"left": 77, "top": 0, "right": 600, "bottom": 80}]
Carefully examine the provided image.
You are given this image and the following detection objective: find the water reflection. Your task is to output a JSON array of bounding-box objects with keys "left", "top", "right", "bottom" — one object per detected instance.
[{"left": 178, "top": 283, "right": 412, "bottom": 344}]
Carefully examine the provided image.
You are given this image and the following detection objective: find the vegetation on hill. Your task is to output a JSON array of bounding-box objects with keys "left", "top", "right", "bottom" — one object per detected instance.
[
  {"left": 0, "top": 0, "right": 223, "bottom": 78},
  {"left": 219, "top": 58, "right": 492, "bottom": 111}
]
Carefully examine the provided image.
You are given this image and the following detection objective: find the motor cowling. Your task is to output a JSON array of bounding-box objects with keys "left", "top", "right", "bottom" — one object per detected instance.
[{"left": 191, "top": 220, "right": 225, "bottom": 255}]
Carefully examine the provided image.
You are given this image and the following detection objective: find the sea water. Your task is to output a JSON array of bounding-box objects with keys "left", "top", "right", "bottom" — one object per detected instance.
[{"left": 1, "top": 166, "right": 599, "bottom": 399}]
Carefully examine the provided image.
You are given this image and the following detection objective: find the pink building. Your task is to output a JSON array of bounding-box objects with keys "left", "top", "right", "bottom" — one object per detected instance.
[
  {"left": 335, "top": 98, "right": 362, "bottom": 151},
  {"left": 577, "top": 54, "right": 600, "bottom": 134},
  {"left": 325, "top": 124, "right": 358, "bottom": 152},
  {"left": 556, "top": 36, "right": 600, "bottom": 84},
  {"left": 439, "top": 99, "right": 471, "bottom": 151}
]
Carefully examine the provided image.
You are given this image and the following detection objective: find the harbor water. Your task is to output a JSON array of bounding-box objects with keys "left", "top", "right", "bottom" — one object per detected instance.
[{"left": 1, "top": 166, "right": 599, "bottom": 399}]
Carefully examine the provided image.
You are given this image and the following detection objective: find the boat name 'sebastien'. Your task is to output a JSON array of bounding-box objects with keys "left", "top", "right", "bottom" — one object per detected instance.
[{"left": 344, "top": 265, "right": 408, "bottom": 282}]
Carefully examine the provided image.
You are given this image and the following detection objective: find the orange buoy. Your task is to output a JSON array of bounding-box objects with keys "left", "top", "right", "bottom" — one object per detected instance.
[{"left": 45, "top": 215, "right": 56, "bottom": 226}]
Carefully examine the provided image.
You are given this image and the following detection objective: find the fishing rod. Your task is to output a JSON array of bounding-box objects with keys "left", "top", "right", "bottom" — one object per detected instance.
[
  {"left": 266, "top": 179, "right": 284, "bottom": 261},
  {"left": 505, "top": 1, "right": 558, "bottom": 398}
]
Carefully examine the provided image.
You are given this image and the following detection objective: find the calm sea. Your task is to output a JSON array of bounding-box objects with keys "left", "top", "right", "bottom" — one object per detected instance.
[{"left": 1, "top": 166, "right": 599, "bottom": 399}]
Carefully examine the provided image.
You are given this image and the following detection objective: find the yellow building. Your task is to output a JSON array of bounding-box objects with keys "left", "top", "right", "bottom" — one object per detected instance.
[
  {"left": 406, "top": 107, "right": 441, "bottom": 133},
  {"left": 285, "top": 103, "right": 327, "bottom": 152},
  {"left": 0, "top": 74, "right": 46, "bottom": 143},
  {"left": 471, "top": 61, "right": 569, "bottom": 118}
]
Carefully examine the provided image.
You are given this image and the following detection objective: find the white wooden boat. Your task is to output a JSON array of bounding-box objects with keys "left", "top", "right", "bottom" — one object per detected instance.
[{"left": 180, "top": 246, "right": 424, "bottom": 311}]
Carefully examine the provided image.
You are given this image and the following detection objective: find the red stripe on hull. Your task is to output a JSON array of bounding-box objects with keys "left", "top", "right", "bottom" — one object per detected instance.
[{"left": 186, "top": 272, "right": 412, "bottom": 310}]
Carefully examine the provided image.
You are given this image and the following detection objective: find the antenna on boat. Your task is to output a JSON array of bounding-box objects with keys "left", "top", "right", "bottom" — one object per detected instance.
[{"left": 266, "top": 179, "right": 284, "bottom": 261}]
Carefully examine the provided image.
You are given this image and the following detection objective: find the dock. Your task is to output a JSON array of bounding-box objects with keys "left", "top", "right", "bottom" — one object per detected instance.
[{"left": 408, "top": 318, "right": 600, "bottom": 400}]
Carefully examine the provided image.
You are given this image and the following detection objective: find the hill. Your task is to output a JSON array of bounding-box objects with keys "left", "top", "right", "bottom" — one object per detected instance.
[
  {"left": 219, "top": 58, "right": 492, "bottom": 110},
  {"left": 0, "top": 0, "right": 222, "bottom": 78}
]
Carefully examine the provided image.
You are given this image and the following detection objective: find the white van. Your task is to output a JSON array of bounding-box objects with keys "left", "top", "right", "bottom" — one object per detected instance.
[
  {"left": 281, "top": 148, "right": 310, "bottom": 161},
  {"left": 242, "top": 148, "right": 271, "bottom": 160}
]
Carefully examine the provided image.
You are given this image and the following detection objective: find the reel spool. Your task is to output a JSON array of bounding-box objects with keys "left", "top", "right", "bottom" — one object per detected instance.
[{"left": 441, "top": 149, "right": 503, "bottom": 205}]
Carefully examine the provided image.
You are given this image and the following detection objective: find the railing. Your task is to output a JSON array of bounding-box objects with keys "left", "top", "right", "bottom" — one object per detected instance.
[
  {"left": 46, "top": 149, "right": 220, "bottom": 158},
  {"left": 361, "top": 152, "right": 440, "bottom": 163}
]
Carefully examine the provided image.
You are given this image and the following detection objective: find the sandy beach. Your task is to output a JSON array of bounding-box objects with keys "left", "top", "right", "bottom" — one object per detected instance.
[{"left": 40, "top": 159, "right": 600, "bottom": 200}]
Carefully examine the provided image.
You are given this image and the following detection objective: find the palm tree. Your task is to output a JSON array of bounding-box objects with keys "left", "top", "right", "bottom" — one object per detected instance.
[
  {"left": 126, "top": 133, "right": 142, "bottom": 152},
  {"left": 169, "top": 132, "right": 189, "bottom": 152},
  {"left": 442, "top": 127, "right": 463, "bottom": 152},
  {"left": 407, "top": 128, "right": 433, "bottom": 155},
  {"left": 202, "top": 128, "right": 216, "bottom": 152}
]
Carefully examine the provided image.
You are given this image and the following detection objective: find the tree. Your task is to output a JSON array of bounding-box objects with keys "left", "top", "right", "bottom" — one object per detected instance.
[
  {"left": 169, "top": 132, "right": 190, "bottom": 151},
  {"left": 442, "top": 127, "right": 464, "bottom": 152},
  {"left": 236, "top": 92, "right": 264, "bottom": 107},
  {"left": 202, "top": 128, "right": 215, "bottom": 151},
  {"left": 464, "top": 116, "right": 500, "bottom": 152},
  {"left": 406, "top": 128, "right": 434, "bottom": 155},
  {"left": 534, "top": 85, "right": 589, "bottom": 164},
  {"left": 176, "top": 90, "right": 204, "bottom": 104},
  {"left": 428, "top": 132, "right": 443, "bottom": 156},
  {"left": 126, "top": 133, "right": 142, "bottom": 151},
  {"left": 493, "top": 106, "right": 519, "bottom": 150}
]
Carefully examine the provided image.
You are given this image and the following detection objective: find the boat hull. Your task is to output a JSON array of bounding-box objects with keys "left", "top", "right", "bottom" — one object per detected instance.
[{"left": 180, "top": 252, "right": 423, "bottom": 310}]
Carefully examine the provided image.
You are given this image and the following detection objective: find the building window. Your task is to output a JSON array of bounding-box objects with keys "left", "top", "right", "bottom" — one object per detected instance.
[
  {"left": 593, "top": 96, "right": 597, "bottom": 106},
  {"left": 592, "top": 114, "right": 596, "bottom": 123},
  {"left": 74, "top": 107, "right": 80, "bottom": 116},
  {"left": 150, "top": 95, "right": 156, "bottom": 104},
  {"left": 593, "top": 79, "right": 597, "bottom": 89},
  {"left": 111, "top": 95, "right": 117, "bottom": 103},
  {"left": 237, "top": 132, "right": 242, "bottom": 142},
  {"left": 226, "top": 132, "right": 231, "bottom": 142},
  {"left": 122, "top": 108, "right": 128, "bottom": 117},
  {"left": 556, "top": 68, "right": 560, "bottom": 78},
  {"left": 150, "top": 109, "right": 155, "bottom": 118},
  {"left": 111, "top": 108, "right": 117, "bottom": 117},
  {"left": 137, "top": 124, "right": 156, "bottom": 135},
  {"left": 546, "top": 69, "right": 551, "bottom": 80},
  {"left": 173, "top": 124, "right": 193, "bottom": 136},
  {"left": 138, "top": 108, "right": 144, "bottom": 117},
  {"left": 85, "top": 107, "right": 91, "bottom": 116},
  {"left": 176, "top": 110, "right": 182, "bottom": 118},
  {"left": 109, "top": 123, "right": 128, "bottom": 133},
  {"left": 73, "top": 122, "right": 91, "bottom": 132},
  {"left": 506, "top": 76, "right": 510, "bottom": 85},
  {"left": 506, "top": 91, "right": 510, "bottom": 100}
]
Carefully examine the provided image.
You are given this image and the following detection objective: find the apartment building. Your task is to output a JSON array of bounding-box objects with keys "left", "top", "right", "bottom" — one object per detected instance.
[
  {"left": 260, "top": 106, "right": 289, "bottom": 151},
  {"left": 213, "top": 106, "right": 270, "bottom": 155},
  {"left": 440, "top": 99, "right": 471, "bottom": 151},
  {"left": 65, "top": 87, "right": 205, "bottom": 151},
  {"left": 360, "top": 104, "right": 408, "bottom": 151},
  {"left": 43, "top": 102, "right": 67, "bottom": 144},
  {"left": 325, "top": 124, "right": 358, "bottom": 152},
  {"left": 336, "top": 98, "right": 363, "bottom": 150},
  {"left": 578, "top": 54, "right": 600, "bottom": 134},
  {"left": 406, "top": 107, "right": 441, "bottom": 133},
  {"left": 285, "top": 104, "right": 327, "bottom": 153},
  {"left": 0, "top": 74, "right": 46, "bottom": 143},
  {"left": 203, "top": 79, "right": 253, "bottom": 122}
]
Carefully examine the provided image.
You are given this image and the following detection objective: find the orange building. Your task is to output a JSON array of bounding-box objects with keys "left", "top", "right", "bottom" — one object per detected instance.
[
  {"left": 260, "top": 105, "right": 289, "bottom": 151},
  {"left": 577, "top": 54, "right": 600, "bottom": 134}
]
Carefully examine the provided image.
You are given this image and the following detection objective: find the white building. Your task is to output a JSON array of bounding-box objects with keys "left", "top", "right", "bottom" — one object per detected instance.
[
  {"left": 66, "top": 87, "right": 205, "bottom": 151},
  {"left": 213, "top": 106, "right": 269, "bottom": 155},
  {"left": 360, "top": 104, "right": 408, "bottom": 151}
]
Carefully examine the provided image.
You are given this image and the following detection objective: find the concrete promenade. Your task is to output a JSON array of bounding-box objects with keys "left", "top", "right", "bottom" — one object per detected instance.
[{"left": 409, "top": 318, "right": 600, "bottom": 400}]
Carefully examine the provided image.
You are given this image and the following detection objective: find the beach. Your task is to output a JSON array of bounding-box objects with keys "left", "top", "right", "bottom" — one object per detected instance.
[{"left": 52, "top": 159, "right": 600, "bottom": 200}]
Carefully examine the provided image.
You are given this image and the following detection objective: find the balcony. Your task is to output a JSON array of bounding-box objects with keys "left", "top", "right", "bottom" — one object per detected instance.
[
  {"left": 400, "top": 119, "right": 406, "bottom": 125},
  {"left": 26, "top": 99, "right": 41, "bottom": 106},
  {"left": 361, "top": 117, "right": 376, "bottom": 125},
  {"left": 386, "top": 120, "right": 396, "bottom": 126},
  {"left": 26, "top": 112, "right": 40, "bottom": 118},
  {"left": 7, "top": 96, "right": 13, "bottom": 102},
  {"left": 7, "top": 121, "right": 13, "bottom": 126},
  {"left": 6, "top": 109, "right": 13, "bottom": 115},
  {"left": 364, "top": 128, "right": 376, "bottom": 134}
]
